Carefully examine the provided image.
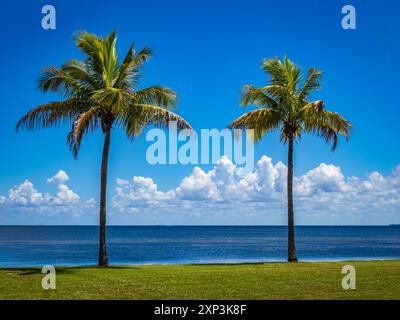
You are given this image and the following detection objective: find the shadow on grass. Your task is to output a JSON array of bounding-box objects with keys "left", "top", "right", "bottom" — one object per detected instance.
[
  {"left": 188, "top": 262, "right": 270, "bottom": 267},
  {"left": 2, "top": 265, "right": 142, "bottom": 276}
]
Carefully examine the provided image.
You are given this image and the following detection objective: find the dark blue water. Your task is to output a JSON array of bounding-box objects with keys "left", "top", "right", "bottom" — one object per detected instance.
[{"left": 0, "top": 226, "right": 399, "bottom": 267}]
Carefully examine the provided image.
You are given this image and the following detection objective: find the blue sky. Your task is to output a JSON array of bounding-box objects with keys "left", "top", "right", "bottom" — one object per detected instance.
[{"left": 0, "top": 0, "right": 399, "bottom": 225}]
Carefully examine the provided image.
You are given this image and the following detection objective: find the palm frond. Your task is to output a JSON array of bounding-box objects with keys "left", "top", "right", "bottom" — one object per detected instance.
[
  {"left": 262, "top": 57, "right": 286, "bottom": 86},
  {"left": 320, "top": 110, "right": 352, "bottom": 139},
  {"left": 303, "top": 103, "right": 352, "bottom": 150},
  {"left": 38, "top": 66, "right": 90, "bottom": 98},
  {"left": 118, "top": 104, "right": 191, "bottom": 140},
  {"left": 16, "top": 99, "right": 88, "bottom": 132},
  {"left": 67, "top": 106, "right": 101, "bottom": 158},
  {"left": 60, "top": 59, "right": 100, "bottom": 90},
  {"left": 261, "top": 56, "right": 300, "bottom": 89},
  {"left": 300, "top": 68, "right": 322, "bottom": 98},
  {"left": 132, "top": 86, "right": 176, "bottom": 109},
  {"left": 74, "top": 31, "right": 105, "bottom": 81},
  {"left": 240, "top": 85, "right": 277, "bottom": 108},
  {"left": 91, "top": 87, "right": 131, "bottom": 112},
  {"left": 283, "top": 55, "right": 301, "bottom": 90},
  {"left": 114, "top": 46, "right": 152, "bottom": 89},
  {"left": 101, "top": 30, "right": 118, "bottom": 85},
  {"left": 259, "top": 85, "right": 288, "bottom": 101},
  {"left": 228, "top": 109, "right": 281, "bottom": 142}
]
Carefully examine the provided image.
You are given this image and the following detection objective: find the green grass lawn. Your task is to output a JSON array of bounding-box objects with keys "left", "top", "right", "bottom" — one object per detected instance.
[{"left": 0, "top": 260, "right": 399, "bottom": 300}]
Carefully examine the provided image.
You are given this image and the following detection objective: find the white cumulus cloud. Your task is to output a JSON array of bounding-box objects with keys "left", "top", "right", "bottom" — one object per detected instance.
[
  {"left": 111, "top": 156, "right": 400, "bottom": 223},
  {"left": 1, "top": 159, "right": 399, "bottom": 225},
  {"left": 0, "top": 170, "right": 90, "bottom": 218},
  {"left": 47, "top": 170, "right": 69, "bottom": 185},
  {"left": 7, "top": 180, "right": 44, "bottom": 206}
]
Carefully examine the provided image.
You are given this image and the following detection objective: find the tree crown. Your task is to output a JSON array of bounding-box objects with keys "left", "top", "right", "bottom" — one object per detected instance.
[
  {"left": 229, "top": 56, "right": 352, "bottom": 150},
  {"left": 16, "top": 31, "right": 191, "bottom": 158}
]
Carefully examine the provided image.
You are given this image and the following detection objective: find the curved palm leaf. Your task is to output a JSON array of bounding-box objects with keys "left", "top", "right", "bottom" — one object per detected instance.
[
  {"left": 67, "top": 106, "right": 101, "bottom": 158},
  {"left": 228, "top": 108, "right": 281, "bottom": 142},
  {"left": 240, "top": 85, "right": 277, "bottom": 108},
  {"left": 133, "top": 86, "right": 176, "bottom": 108},
  {"left": 300, "top": 68, "right": 322, "bottom": 98},
  {"left": 16, "top": 99, "right": 89, "bottom": 132},
  {"left": 115, "top": 46, "right": 152, "bottom": 89},
  {"left": 119, "top": 103, "right": 192, "bottom": 140},
  {"left": 39, "top": 66, "right": 91, "bottom": 98}
]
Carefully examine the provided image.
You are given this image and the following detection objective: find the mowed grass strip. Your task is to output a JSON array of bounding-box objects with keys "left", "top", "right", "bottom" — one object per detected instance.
[{"left": 0, "top": 260, "right": 399, "bottom": 300}]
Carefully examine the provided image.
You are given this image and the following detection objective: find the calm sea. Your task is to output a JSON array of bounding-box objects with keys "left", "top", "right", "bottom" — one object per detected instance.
[{"left": 0, "top": 226, "right": 399, "bottom": 267}]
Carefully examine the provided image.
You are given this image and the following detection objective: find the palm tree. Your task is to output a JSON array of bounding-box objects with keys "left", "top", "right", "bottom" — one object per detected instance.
[
  {"left": 228, "top": 56, "right": 352, "bottom": 262},
  {"left": 16, "top": 31, "right": 191, "bottom": 267}
]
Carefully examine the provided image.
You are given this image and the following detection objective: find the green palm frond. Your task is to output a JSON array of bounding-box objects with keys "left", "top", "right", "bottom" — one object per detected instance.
[
  {"left": 119, "top": 104, "right": 191, "bottom": 140},
  {"left": 60, "top": 60, "right": 89, "bottom": 79},
  {"left": 261, "top": 56, "right": 301, "bottom": 90},
  {"left": 115, "top": 46, "right": 152, "bottom": 89},
  {"left": 16, "top": 99, "right": 89, "bottom": 132},
  {"left": 283, "top": 56, "right": 301, "bottom": 90},
  {"left": 132, "top": 86, "right": 176, "bottom": 109},
  {"left": 303, "top": 101, "right": 352, "bottom": 150},
  {"left": 228, "top": 108, "right": 281, "bottom": 142},
  {"left": 67, "top": 106, "right": 101, "bottom": 158},
  {"left": 240, "top": 85, "right": 277, "bottom": 108},
  {"left": 91, "top": 87, "right": 131, "bottom": 112},
  {"left": 60, "top": 60, "right": 100, "bottom": 90},
  {"left": 101, "top": 31, "right": 118, "bottom": 85},
  {"left": 259, "top": 85, "right": 288, "bottom": 102},
  {"left": 300, "top": 68, "right": 322, "bottom": 98},
  {"left": 74, "top": 31, "right": 118, "bottom": 87},
  {"left": 38, "top": 66, "right": 90, "bottom": 98},
  {"left": 74, "top": 31, "right": 105, "bottom": 82},
  {"left": 262, "top": 57, "right": 286, "bottom": 86}
]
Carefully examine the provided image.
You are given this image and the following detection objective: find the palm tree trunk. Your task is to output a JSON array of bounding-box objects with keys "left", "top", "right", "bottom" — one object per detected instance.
[
  {"left": 98, "top": 128, "right": 111, "bottom": 267},
  {"left": 287, "top": 136, "right": 298, "bottom": 262}
]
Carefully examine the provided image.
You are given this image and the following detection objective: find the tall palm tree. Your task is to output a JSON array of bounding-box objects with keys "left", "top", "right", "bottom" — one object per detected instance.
[
  {"left": 228, "top": 56, "right": 352, "bottom": 262},
  {"left": 16, "top": 31, "right": 191, "bottom": 267}
]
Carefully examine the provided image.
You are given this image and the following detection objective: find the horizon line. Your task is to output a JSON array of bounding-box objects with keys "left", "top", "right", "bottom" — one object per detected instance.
[{"left": 0, "top": 224, "right": 397, "bottom": 227}]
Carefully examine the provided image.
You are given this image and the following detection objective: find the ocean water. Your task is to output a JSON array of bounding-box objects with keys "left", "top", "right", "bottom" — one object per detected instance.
[{"left": 0, "top": 226, "right": 399, "bottom": 267}]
